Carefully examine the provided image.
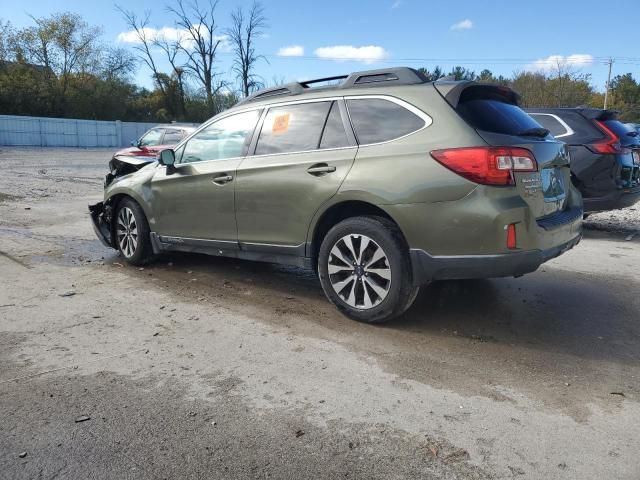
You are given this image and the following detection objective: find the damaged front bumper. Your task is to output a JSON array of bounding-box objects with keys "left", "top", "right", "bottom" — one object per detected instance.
[{"left": 89, "top": 201, "right": 114, "bottom": 248}]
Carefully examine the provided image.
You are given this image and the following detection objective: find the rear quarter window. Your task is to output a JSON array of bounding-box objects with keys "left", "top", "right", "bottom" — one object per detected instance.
[
  {"left": 457, "top": 99, "right": 543, "bottom": 136},
  {"left": 346, "top": 98, "right": 425, "bottom": 144}
]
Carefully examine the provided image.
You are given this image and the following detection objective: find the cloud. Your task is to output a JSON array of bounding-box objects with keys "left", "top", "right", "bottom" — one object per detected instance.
[
  {"left": 450, "top": 19, "right": 473, "bottom": 30},
  {"left": 314, "top": 45, "right": 388, "bottom": 64},
  {"left": 277, "top": 45, "right": 304, "bottom": 57},
  {"left": 391, "top": 0, "right": 402, "bottom": 8},
  {"left": 526, "top": 54, "right": 594, "bottom": 72},
  {"left": 117, "top": 26, "right": 228, "bottom": 50}
]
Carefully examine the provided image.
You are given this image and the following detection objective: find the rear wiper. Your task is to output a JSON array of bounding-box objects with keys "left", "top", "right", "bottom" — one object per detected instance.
[{"left": 517, "top": 127, "right": 550, "bottom": 138}]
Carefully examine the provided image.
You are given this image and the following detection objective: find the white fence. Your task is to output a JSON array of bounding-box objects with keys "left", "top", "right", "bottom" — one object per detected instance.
[{"left": 0, "top": 115, "right": 158, "bottom": 147}]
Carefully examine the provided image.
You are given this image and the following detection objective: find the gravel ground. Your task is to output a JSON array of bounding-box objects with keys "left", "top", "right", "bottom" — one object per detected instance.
[
  {"left": 585, "top": 207, "right": 640, "bottom": 237},
  {"left": 1, "top": 147, "right": 639, "bottom": 480}
]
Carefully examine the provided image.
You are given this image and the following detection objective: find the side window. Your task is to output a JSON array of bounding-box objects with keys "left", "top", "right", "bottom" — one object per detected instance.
[
  {"left": 530, "top": 114, "right": 571, "bottom": 138},
  {"left": 139, "top": 128, "right": 164, "bottom": 147},
  {"left": 255, "top": 102, "right": 332, "bottom": 155},
  {"left": 162, "top": 129, "right": 184, "bottom": 144},
  {"left": 346, "top": 98, "right": 425, "bottom": 144},
  {"left": 320, "top": 102, "right": 350, "bottom": 149},
  {"left": 180, "top": 110, "right": 260, "bottom": 164}
]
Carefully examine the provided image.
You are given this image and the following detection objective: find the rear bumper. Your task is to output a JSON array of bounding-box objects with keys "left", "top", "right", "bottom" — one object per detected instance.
[
  {"left": 410, "top": 234, "right": 581, "bottom": 285},
  {"left": 583, "top": 187, "right": 640, "bottom": 213},
  {"left": 89, "top": 202, "right": 114, "bottom": 248}
]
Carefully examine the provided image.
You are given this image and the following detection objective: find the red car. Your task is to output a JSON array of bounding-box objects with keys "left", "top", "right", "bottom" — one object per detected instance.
[{"left": 116, "top": 124, "right": 197, "bottom": 157}]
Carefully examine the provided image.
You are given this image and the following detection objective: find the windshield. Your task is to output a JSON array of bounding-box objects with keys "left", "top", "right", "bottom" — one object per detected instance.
[{"left": 139, "top": 129, "right": 164, "bottom": 147}]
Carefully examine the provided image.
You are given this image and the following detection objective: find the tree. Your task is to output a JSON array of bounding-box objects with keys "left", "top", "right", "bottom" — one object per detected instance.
[
  {"left": 101, "top": 47, "right": 136, "bottom": 81},
  {"left": 153, "top": 31, "right": 188, "bottom": 118},
  {"left": 11, "top": 12, "right": 102, "bottom": 114},
  {"left": 446, "top": 66, "right": 476, "bottom": 81},
  {"left": 0, "top": 20, "right": 14, "bottom": 62},
  {"left": 168, "top": 0, "right": 226, "bottom": 115},
  {"left": 417, "top": 66, "right": 443, "bottom": 82},
  {"left": 116, "top": 7, "right": 167, "bottom": 97},
  {"left": 607, "top": 73, "right": 640, "bottom": 121},
  {"left": 225, "top": 1, "right": 267, "bottom": 97}
]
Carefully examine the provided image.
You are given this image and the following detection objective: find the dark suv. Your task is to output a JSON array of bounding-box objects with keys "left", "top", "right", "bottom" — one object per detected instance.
[
  {"left": 90, "top": 67, "right": 582, "bottom": 323},
  {"left": 527, "top": 108, "right": 640, "bottom": 212}
]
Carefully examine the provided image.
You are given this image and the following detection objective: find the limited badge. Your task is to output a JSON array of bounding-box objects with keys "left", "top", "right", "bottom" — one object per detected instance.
[{"left": 272, "top": 113, "right": 290, "bottom": 135}]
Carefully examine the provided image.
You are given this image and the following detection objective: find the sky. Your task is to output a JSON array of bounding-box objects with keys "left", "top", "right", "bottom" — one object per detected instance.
[{"left": 3, "top": 0, "right": 639, "bottom": 93}]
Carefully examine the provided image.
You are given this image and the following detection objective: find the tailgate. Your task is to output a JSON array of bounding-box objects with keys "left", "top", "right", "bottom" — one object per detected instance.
[
  {"left": 438, "top": 82, "right": 573, "bottom": 218},
  {"left": 513, "top": 141, "right": 572, "bottom": 218},
  {"left": 475, "top": 130, "right": 572, "bottom": 218}
]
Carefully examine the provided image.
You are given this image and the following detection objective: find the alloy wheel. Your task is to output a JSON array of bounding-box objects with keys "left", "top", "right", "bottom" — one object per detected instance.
[
  {"left": 328, "top": 234, "right": 391, "bottom": 309},
  {"left": 116, "top": 207, "right": 138, "bottom": 258}
]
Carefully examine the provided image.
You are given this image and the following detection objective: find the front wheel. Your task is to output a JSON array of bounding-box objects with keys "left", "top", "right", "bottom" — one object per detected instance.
[
  {"left": 114, "top": 198, "right": 153, "bottom": 266},
  {"left": 318, "top": 216, "right": 419, "bottom": 324}
]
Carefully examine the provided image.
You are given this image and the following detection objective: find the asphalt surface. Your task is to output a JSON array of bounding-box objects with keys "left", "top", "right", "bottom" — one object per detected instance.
[{"left": 1, "top": 147, "right": 639, "bottom": 480}]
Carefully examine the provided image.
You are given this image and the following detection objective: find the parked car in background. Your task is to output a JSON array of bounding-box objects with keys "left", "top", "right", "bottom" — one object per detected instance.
[
  {"left": 527, "top": 108, "right": 640, "bottom": 213},
  {"left": 90, "top": 67, "right": 582, "bottom": 323},
  {"left": 116, "top": 124, "right": 197, "bottom": 158},
  {"left": 627, "top": 123, "right": 640, "bottom": 136}
]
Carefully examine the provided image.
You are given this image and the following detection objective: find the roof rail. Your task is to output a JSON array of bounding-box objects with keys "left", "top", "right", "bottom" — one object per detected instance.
[
  {"left": 237, "top": 67, "right": 430, "bottom": 106},
  {"left": 300, "top": 74, "right": 348, "bottom": 88}
]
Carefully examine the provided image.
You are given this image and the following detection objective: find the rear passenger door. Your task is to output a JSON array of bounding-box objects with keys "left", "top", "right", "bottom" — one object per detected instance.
[{"left": 235, "top": 99, "right": 357, "bottom": 253}]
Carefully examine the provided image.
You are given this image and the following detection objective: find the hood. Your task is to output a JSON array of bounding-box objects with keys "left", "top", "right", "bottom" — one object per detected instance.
[
  {"left": 105, "top": 154, "right": 156, "bottom": 187},
  {"left": 114, "top": 144, "right": 171, "bottom": 157}
]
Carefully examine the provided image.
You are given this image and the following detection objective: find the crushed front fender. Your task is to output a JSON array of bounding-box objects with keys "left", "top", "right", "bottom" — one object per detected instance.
[{"left": 89, "top": 201, "right": 114, "bottom": 248}]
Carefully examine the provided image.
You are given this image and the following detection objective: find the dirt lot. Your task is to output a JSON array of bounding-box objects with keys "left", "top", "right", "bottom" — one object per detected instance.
[{"left": 1, "top": 147, "right": 639, "bottom": 480}]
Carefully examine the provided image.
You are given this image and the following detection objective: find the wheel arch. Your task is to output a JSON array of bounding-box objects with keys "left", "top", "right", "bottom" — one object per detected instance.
[
  {"left": 308, "top": 200, "right": 408, "bottom": 264},
  {"left": 104, "top": 191, "right": 150, "bottom": 246}
]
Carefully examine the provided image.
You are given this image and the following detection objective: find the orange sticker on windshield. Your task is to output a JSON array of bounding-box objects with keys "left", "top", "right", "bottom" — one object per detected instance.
[{"left": 272, "top": 113, "right": 290, "bottom": 135}]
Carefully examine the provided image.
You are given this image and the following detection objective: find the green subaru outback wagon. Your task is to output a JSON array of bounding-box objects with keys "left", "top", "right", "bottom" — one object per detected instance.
[{"left": 90, "top": 67, "right": 582, "bottom": 323}]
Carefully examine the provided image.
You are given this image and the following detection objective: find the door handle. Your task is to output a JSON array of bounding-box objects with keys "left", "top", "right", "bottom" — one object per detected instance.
[
  {"left": 212, "top": 174, "right": 233, "bottom": 185},
  {"left": 307, "top": 163, "right": 336, "bottom": 176}
]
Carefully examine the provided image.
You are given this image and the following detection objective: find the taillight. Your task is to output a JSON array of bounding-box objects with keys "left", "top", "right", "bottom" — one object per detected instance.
[
  {"left": 588, "top": 121, "right": 629, "bottom": 154},
  {"left": 430, "top": 147, "right": 537, "bottom": 186}
]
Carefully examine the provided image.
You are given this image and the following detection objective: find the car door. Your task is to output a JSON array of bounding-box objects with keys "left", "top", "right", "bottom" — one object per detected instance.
[
  {"left": 149, "top": 109, "right": 261, "bottom": 244},
  {"left": 235, "top": 99, "right": 357, "bottom": 253}
]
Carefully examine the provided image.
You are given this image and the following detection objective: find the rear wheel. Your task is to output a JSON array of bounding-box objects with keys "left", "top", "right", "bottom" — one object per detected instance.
[
  {"left": 318, "top": 216, "right": 418, "bottom": 324},
  {"left": 114, "top": 198, "right": 152, "bottom": 266}
]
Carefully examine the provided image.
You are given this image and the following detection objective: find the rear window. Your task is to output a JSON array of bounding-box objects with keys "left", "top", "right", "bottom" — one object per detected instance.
[
  {"left": 457, "top": 99, "right": 543, "bottom": 136},
  {"left": 346, "top": 98, "right": 425, "bottom": 144},
  {"left": 529, "top": 113, "right": 572, "bottom": 138}
]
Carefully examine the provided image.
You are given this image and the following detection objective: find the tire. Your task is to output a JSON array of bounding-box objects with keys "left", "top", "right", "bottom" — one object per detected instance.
[
  {"left": 318, "top": 216, "right": 419, "bottom": 324},
  {"left": 114, "top": 198, "right": 153, "bottom": 266}
]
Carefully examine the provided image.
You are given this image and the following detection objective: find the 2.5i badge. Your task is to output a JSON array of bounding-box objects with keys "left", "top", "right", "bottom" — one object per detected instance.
[{"left": 520, "top": 174, "right": 542, "bottom": 197}]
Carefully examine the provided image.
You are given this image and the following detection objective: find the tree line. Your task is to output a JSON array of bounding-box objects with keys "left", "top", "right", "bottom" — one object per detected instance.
[
  {"left": 1, "top": 7, "right": 640, "bottom": 124},
  {"left": 0, "top": 1, "right": 266, "bottom": 123}
]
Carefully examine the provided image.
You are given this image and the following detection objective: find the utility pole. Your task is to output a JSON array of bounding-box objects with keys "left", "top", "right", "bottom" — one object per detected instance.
[{"left": 604, "top": 57, "right": 613, "bottom": 110}]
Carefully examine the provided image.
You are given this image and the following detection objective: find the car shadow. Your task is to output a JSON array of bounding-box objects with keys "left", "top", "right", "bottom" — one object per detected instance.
[
  {"left": 109, "top": 250, "right": 640, "bottom": 367},
  {"left": 392, "top": 272, "right": 640, "bottom": 365}
]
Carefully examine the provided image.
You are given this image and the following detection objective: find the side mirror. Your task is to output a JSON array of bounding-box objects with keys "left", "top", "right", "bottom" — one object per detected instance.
[
  {"left": 130, "top": 140, "right": 136, "bottom": 146},
  {"left": 158, "top": 149, "right": 176, "bottom": 171}
]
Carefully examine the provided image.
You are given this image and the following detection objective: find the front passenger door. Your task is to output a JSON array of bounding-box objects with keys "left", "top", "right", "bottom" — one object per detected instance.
[{"left": 150, "top": 109, "right": 261, "bottom": 243}]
